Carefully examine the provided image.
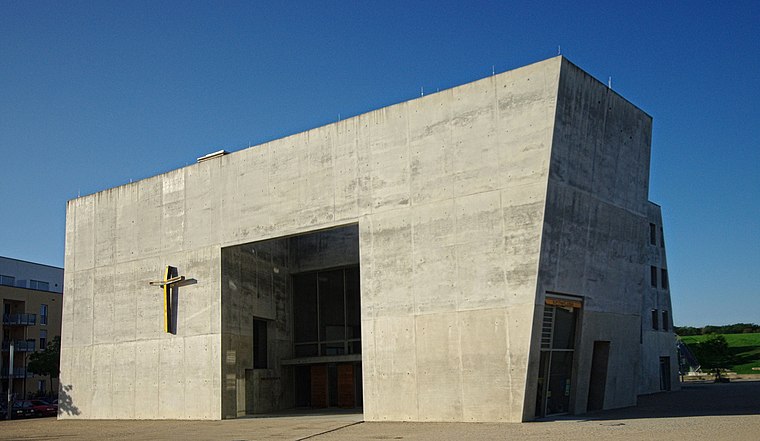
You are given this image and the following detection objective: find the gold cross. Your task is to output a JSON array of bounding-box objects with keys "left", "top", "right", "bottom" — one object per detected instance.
[{"left": 149, "top": 266, "right": 185, "bottom": 333}]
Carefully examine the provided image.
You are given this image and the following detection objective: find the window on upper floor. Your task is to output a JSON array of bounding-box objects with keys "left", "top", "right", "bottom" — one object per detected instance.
[
  {"left": 662, "top": 311, "right": 669, "bottom": 331},
  {"left": 661, "top": 269, "right": 669, "bottom": 290},
  {"left": 651, "top": 309, "right": 659, "bottom": 330},
  {"left": 0, "top": 275, "right": 15, "bottom": 286},
  {"left": 649, "top": 223, "right": 657, "bottom": 245},
  {"left": 660, "top": 227, "right": 665, "bottom": 248},
  {"left": 40, "top": 304, "right": 48, "bottom": 325},
  {"left": 29, "top": 280, "right": 49, "bottom": 291},
  {"left": 39, "top": 329, "right": 47, "bottom": 349},
  {"left": 650, "top": 266, "right": 658, "bottom": 288}
]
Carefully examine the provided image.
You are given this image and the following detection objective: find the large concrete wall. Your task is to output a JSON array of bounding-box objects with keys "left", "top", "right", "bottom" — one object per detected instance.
[
  {"left": 61, "top": 56, "right": 563, "bottom": 421},
  {"left": 525, "top": 60, "right": 676, "bottom": 418}
]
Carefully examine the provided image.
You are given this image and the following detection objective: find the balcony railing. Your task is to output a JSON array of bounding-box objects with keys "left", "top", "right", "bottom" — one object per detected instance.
[
  {"left": 2, "top": 313, "right": 37, "bottom": 326},
  {"left": 0, "top": 367, "right": 26, "bottom": 378},
  {"left": 1, "top": 340, "right": 36, "bottom": 352}
]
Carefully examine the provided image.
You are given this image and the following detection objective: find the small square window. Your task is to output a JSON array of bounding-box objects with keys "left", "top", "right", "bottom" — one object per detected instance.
[
  {"left": 650, "top": 266, "right": 658, "bottom": 288},
  {"left": 651, "top": 309, "right": 659, "bottom": 330}
]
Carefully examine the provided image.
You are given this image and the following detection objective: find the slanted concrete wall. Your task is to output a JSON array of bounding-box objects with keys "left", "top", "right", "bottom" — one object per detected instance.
[
  {"left": 639, "top": 203, "right": 679, "bottom": 394},
  {"left": 525, "top": 59, "right": 671, "bottom": 418}
]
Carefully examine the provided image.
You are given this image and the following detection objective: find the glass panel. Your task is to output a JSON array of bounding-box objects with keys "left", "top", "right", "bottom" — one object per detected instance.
[
  {"left": 293, "top": 273, "right": 318, "bottom": 343},
  {"left": 345, "top": 267, "right": 361, "bottom": 341},
  {"left": 551, "top": 306, "right": 577, "bottom": 350},
  {"left": 321, "top": 342, "right": 345, "bottom": 356},
  {"left": 545, "top": 351, "right": 574, "bottom": 415},
  {"left": 295, "top": 344, "right": 318, "bottom": 357},
  {"left": 318, "top": 269, "right": 345, "bottom": 343}
]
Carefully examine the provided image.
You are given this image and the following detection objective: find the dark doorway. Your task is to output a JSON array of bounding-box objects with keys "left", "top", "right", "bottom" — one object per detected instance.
[
  {"left": 293, "top": 362, "right": 362, "bottom": 408},
  {"left": 536, "top": 297, "right": 581, "bottom": 417},
  {"left": 292, "top": 264, "right": 362, "bottom": 409},
  {"left": 659, "top": 356, "right": 671, "bottom": 391},
  {"left": 587, "top": 341, "right": 610, "bottom": 411}
]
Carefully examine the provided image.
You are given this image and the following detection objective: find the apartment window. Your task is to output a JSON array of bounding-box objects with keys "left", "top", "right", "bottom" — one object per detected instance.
[
  {"left": 649, "top": 223, "right": 657, "bottom": 245},
  {"left": 30, "top": 280, "right": 49, "bottom": 291},
  {"left": 650, "top": 266, "right": 658, "bottom": 288},
  {"left": 37, "top": 380, "right": 46, "bottom": 393},
  {"left": 40, "top": 304, "right": 48, "bottom": 325},
  {"left": 39, "top": 330, "right": 47, "bottom": 349},
  {"left": 662, "top": 311, "right": 670, "bottom": 331},
  {"left": 253, "top": 318, "right": 268, "bottom": 369},
  {"left": 660, "top": 227, "right": 665, "bottom": 248},
  {"left": 651, "top": 309, "right": 659, "bottom": 330},
  {"left": 661, "top": 268, "right": 669, "bottom": 290},
  {"left": 0, "top": 275, "right": 15, "bottom": 286}
]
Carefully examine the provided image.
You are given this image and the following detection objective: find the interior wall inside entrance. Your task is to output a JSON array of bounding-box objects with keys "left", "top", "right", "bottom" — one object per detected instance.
[{"left": 220, "top": 224, "right": 360, "bottom": 417}]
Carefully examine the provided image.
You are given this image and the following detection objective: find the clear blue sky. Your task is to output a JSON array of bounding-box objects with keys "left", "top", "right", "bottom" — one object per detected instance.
[{"left": 1, "top": 1, "right": 758, "bottom": 327}]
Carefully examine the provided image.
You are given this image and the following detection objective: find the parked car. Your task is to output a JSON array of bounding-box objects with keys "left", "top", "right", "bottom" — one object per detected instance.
[
  {"left": 5, "top": 400, "right": 37, "bottom": 419},
  {"left": 26, "top": 400, "right": 58, "bottom": 417}
]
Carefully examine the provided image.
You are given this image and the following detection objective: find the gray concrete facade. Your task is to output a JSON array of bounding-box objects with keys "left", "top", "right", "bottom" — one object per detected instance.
[{"left": 60, "top": 56, "right": 677, "bottom": 422}]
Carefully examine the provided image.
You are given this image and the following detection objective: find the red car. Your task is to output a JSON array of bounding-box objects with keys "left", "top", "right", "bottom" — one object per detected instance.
[{"left": 16, "top": 400, "right": 57, "bottom": 418}]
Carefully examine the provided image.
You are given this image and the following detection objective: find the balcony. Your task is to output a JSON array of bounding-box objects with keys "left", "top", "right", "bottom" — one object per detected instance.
[
  {"left": 2, "top": 313, "right": 36, "bottom": 326},
  {"left": 0, "top": 367, "right": 26, "bottom": 378},
  {"left": 1, "top": 340, "right": 36, "bottom": 352}
]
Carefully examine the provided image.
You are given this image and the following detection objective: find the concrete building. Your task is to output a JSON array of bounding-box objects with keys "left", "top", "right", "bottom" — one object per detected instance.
[
  {"left": 60, "top": 56, "right": 677, "bottom": 422},
  {"left": 1, "top": 256, "right": 64, "bottom": 399}
]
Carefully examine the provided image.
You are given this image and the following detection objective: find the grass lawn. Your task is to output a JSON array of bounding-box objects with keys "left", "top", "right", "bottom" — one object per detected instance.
[{"left": 680, "top": 333, "right": 760, "bottom": 374}]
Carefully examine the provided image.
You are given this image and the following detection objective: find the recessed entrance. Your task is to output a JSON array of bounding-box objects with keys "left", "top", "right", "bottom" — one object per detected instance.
[
  {"left": 221, "top": 224, "right": 362, "bottom": 417},
  {"left": 535, "top": 296, "right": 581, "bottom": 417}
]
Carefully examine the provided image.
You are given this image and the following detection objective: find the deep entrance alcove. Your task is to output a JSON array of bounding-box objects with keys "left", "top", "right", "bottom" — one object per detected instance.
[{"left": 221, "top": 224, "right": 361, "bottom": 416}]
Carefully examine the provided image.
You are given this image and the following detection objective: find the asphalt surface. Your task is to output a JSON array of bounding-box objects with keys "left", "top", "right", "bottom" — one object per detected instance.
[{"left": 1, "top": 381, "right": 758, "bottom": 441}]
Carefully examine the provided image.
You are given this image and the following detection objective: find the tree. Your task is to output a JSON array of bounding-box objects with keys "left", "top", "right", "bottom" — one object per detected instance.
[
  {"left": 692, "top": 334, "right": 732, "bottom": 369},
  {"left": 27, "top": 336, "right": 60, "bottom": 394}
]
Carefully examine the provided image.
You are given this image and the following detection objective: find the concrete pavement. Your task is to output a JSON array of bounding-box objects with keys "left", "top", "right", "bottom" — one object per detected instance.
[{"left": 1, "top": 382, "right": 758, "bottom": 441}]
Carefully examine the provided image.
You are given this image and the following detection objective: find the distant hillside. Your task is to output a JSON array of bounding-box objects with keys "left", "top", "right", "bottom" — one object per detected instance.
[
  {"left": 680, "top": 333, "right": 760, "bottom": 374},
  {"left": 674, "top": 323, "right": 760, "bottom": 336}
]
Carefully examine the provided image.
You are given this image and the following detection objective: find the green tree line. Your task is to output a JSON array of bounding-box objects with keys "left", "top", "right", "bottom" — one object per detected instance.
[{"left": 674, "top": 323, "right": 760, "bottom": 336}]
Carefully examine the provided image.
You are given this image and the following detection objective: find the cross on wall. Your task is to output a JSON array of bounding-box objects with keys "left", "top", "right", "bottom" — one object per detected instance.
[{"left": 149, "top": 266, "right": 191, "bottom": 334}]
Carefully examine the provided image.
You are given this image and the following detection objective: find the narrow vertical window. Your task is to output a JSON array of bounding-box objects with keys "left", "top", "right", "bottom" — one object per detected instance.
[
  {"left": 649, "top": 223, "right": 657, "bottom": 245},
  {"left": 661, "top": 268, "right": 669, "bottom": 290},
  {"left": 650, "top": 266, "right": 658, "bottom": 288},
  {"left": 253, "top": 318, "right": 268, "bottom": 369},
  {"left": 662, "top": 311, "right": 669, "bottom": 331},
  {"left": 651, "top": 309, "right": 659, "bottom": 330},
  {"left": 660, "top": 227, "right": 665, "bottom": 248},
  {"left": 39, "top": 329, "right": 47, "bottom": 348},
  {"left": 40, "top": 304, "right": 48, "bottom": 325}
]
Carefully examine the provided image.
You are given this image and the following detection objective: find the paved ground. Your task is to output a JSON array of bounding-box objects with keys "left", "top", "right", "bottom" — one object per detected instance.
[{"left": 1, "top": 382, "right": 759, "bottom": 441}]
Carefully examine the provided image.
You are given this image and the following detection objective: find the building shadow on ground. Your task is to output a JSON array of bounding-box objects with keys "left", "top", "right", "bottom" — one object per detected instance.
[{"left": 546, "top": 381, "right": 760, "bottom": 421}]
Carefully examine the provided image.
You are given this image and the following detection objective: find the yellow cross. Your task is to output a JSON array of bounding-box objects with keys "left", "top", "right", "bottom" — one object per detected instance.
[{"left": 149, "top": 266, "right": 185, "bottom": 333}]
